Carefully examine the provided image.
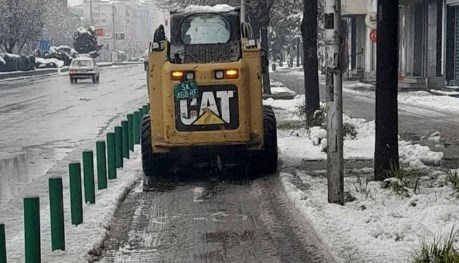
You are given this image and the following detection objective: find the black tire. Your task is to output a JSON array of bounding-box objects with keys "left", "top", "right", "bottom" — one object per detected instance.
[
  {"left": 141, "top": 115, "right": 171, "bottom": 186},
  {"left": 250, "top": 106, "right": 278, "bottom": 176},
  {"left": 96, "top": 75, "right": 100, "bottom": 83}
]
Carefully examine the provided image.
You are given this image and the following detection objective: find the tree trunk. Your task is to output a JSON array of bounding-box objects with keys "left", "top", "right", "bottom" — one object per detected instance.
[
  {"left": 374, "top": 0, "right": 399, "bottom": 181},
  {"left": 301, "top": 0, "right": 320, "bottom": 127},
  {"left": 260, "top": 0, "right": 271, "bottom": 95}
]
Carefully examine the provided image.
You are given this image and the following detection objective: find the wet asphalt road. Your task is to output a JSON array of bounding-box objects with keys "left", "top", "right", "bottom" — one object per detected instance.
[
  {"left": 270, "top": 70, "right": 459, "bottom": 168},
  {"left": 0, "top": 65, "right": 148, "bottom": 204},
  {"left": 99, "top": 174, "right": 335, "bottom": 263}
]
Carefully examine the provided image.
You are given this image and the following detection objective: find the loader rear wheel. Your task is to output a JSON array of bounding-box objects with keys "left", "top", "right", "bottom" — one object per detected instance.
[
  {"left": 250, "top": 106, "right": 278, "bottom": 176},
  {"left": 141, "top": 115, "right": 172, "bottom": 189}
]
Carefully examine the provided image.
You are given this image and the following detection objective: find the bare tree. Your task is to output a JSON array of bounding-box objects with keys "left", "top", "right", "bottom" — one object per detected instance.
[
  {"left": 42, "top": 0, "right": 81, "bottom": 47},
  {"left": 0, "top": 0, "right": 46, "bottom": 54},
  {"left": 374, "top": 0, "right": 399, "bottom": 180},
  {"left": 301, "top": 0, "right": 320, "bottom": 126}
]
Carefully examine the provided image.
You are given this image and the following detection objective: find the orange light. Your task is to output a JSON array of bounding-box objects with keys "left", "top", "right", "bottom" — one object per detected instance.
[
  {"left": 225, "top": 69, "right": 238, "bottom": 79},
  {"left": 171, "top": 71, "right": 184, "bottom": 81}
]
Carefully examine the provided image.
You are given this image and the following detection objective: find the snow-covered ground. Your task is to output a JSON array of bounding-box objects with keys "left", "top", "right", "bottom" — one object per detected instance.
[{"left": 268, "top": 93, "right": 458, "bottom": 263}]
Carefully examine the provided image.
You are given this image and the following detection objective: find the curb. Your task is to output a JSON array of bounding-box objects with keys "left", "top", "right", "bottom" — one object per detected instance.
[{"left": 263, "top": 93, "right": 296, "bottom": 100}]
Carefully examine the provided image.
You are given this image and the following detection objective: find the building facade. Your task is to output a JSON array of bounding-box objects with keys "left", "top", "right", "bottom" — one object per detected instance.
[
  {"left": 81, "top": 0, "right": 154, "bottom": 61},
  {"left": 342, "top": 0, "right": 450, "bottom": 89}
]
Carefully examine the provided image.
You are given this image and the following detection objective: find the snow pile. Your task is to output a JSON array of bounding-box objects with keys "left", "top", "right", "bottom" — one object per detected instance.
[
  {"left": 177, "top": 4, "right": 236, "bottom": 14},
  {"left": 399, "top": 141, "right": 443, "bottom": 168},
  {"left": 35, "top": 58, "right": 65, "bottom": 68},
  {"left": 270, "top": 80, "right": 297, "bottom": 97}
]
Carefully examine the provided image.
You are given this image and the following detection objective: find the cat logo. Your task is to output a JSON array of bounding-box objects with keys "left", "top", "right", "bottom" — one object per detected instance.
[{"left": 175, "top": 85, "right": 239, "bottom": 131}]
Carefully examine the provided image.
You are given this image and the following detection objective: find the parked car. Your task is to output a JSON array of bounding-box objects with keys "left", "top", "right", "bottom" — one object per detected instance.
[{"left": 69, "top": 57, "right": 100, "bottom": 84}]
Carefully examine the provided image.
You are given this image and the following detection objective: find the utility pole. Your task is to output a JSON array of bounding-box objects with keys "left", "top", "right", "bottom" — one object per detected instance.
[
  {"left": 325, "top": 0, "right": 344, "bottom": 205},
  {"left": 90, "top": 0, "right": 93, "bottom": 25},
  {"left": 112, "top": 3, "right": 116, "bottom": 51},
  {"left": 374, "top": 0, "right": 399, "bottom": 181}
]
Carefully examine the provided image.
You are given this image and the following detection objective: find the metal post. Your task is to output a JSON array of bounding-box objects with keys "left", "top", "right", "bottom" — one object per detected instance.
[
  {"left": 48, "top": 177, "right": 65, "bottom": 251},
  {"left": 134, "top": 111, "right": 141, "bottom": 145},
  {"left": 83, "top": 151, "right": 95, "bottom": 204},
  {"left": 0, "top": 224, "right": 6, "bottom": 263},
  {"left": 107, "top": 133, "right": 117, "bottom": 179},
  {"left": 121, "top": 121, "right": 129, "bottom": 159},
  {"left": 24, "top": 197, "right": 40, "bottom": 263},
  {"left": 96, "top": 141, "right": 107, "bottom": 190},
  {"left": 325, "top": 0, "right": 344, "bottom": 205},
  {"left": 115, "top": 126, "right": 123, "bottom": 168},
  {"left": 127, "top": 114, "right": 134, "bottom": 151},
  {"left": 69, "top": 162, "right": 83, "bottom": 225}
]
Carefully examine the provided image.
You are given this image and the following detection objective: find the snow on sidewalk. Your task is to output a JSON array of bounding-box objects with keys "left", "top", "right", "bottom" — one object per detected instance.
[{"left": 266, "top": 92, "right": 457, "bottom": 263}]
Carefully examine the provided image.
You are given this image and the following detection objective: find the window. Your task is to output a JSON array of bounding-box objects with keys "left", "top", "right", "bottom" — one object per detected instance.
[
  {"left": 180, "top": 14, "right": 231, "bottom": 44},
  {"left": 72, "top": 60, "right": 93, "bottom": 67}
]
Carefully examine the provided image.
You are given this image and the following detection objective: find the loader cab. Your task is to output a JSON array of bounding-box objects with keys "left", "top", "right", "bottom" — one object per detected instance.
[{"left": 168, "top": 7, "right": 242, "bottom": 64}]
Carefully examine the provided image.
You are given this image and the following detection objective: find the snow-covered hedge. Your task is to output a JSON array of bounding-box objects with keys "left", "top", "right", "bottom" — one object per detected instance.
[{"left": 0, "top": 53, "right": 36, "bottom": 72}]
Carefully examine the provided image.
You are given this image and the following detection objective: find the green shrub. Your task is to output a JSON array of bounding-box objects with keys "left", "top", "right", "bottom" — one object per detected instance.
[
  {"left": 383, "top": 164, "right": 421, "bottom": 196},
  {"left": 296, "top": 101, "right": 357, "bottom": 138},
  {"left": 412, "top": 226, "right": 459, "bottom": 263},
  {"left": 446, "top": 170, "right": 459, "bottom": 197}
]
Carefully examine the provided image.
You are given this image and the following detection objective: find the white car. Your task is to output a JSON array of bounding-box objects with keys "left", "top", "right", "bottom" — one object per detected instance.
[{"left": 69, "top": 57, "right": 100, "bottom": 84}]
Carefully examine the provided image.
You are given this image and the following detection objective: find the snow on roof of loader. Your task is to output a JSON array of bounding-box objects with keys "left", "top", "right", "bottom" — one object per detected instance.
[{"left": 172, "top": 4, "right": 238, "bottom": 14}]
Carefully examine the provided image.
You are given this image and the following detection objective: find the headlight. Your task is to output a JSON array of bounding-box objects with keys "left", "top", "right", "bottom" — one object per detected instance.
[
  {"left": 186, "top": 72, "right": 195, "bottom": 80},
  {"left": 215, "top": 70, "right": 224, "bottom": 79}
]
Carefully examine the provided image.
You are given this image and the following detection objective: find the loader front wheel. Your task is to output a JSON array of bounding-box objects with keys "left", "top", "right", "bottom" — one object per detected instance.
[{"left": 141, "top": 115, "right": 172, "bottom": 189}]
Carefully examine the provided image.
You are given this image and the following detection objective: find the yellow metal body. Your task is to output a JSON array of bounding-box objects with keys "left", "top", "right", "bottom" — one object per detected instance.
[{"left": 148, "top": 39, "right": 264, "bottom": 153}]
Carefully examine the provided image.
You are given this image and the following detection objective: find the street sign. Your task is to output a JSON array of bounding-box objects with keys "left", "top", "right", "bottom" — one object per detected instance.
[
  {"left": 115, "top": 33, "right": 125, "bottom": 40},
  {"left": 39, "top": 39, "right": 50, "bottom": 51},
  {"left": 95, "top": 28, "right": 105, "bottom": 37}
]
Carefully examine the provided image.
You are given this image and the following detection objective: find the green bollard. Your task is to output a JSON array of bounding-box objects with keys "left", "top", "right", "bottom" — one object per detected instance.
[
  {"left": 24, "top": 196, "right": 40, "bottom": 263},
  {"left": 83, "top": 151, "right": 95, "bottom": 204},
  {"left": 115, "top": 126, "right": 123, "bottom": 168},
  {"left": 96, "top": 141, "right": 107, "bottom": 190},
  {"left": 69, "top": 162, "right": 83, "bottom": 226},
  {"left": 48, "top": 177, "right": 65, "bottom": 251},
  {"left": 127, "top": 114, "right": 134, "bottom": 151},
  {"left": 121, "top": 121, "right": 129, "bottom": 159},
  {"left": 133, "top": 111, "right": 141, "bottom": 145},
  {"left": 142, "top": 105, "right": 148, "bottom": 115},
  {"left": 0, "top": 223, "right": 6, "bottom": 263},
  {"left": 107, "top": 132, "right": 117, "bottom": 180}
]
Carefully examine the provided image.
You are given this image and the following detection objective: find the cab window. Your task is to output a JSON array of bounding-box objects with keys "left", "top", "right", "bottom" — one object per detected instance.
[{"left": 180, "top": 14, "right": 231, "bottom": 44}]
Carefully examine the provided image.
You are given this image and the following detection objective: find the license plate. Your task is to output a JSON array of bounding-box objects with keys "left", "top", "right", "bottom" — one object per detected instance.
[{"left": 174, "top": 81, "right": 199, "bottom": 100}]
